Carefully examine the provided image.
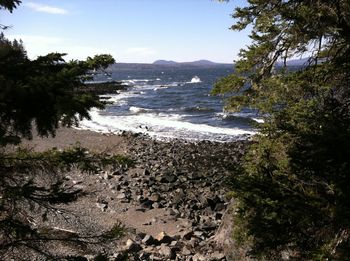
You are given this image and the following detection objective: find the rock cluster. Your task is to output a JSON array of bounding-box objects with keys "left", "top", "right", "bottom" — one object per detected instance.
[{"left": 87, "top": 135, "right": 248, "bottom": 260}]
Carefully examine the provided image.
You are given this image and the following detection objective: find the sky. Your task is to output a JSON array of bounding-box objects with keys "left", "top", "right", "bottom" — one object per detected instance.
[{"left": 1, "top": 0, "right": 250, "bottom": 63}]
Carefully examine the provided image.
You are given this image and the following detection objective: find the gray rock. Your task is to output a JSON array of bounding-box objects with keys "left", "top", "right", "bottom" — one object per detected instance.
[
  {"left": 96, "top": 203, "right": 108, "bottom": 212},
  {"left": 116, "top": 193, "right": 126, "bottom": 199},
  {"left": 192, "top": 253, "right": 206, "bottom": 261},
  {"left": 125, "top": 239, "right": 142, "bottom": 252},
  {"left": 159, "top": 244, "right": 176, "bottom": 259},
  {"left": 138, "top": 252, "right": 151, "bottom": 260},
  {"left": 141, "top": 234, "right": 156, "bottom": 246},
  {"left": 210, "top": 252, "right": 226, "bottom": 260},
  {"left": 181, "top": 247, "right": 192, "bottom": 256},
  {"left": 183, "top": 231, "right": 194, "bottom": 240},
  {"left": 155, "top": 231, "right": 173, "bottom": 244}
]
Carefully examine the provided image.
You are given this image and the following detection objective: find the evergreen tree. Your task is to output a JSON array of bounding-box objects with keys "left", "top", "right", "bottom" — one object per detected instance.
[
  {"left": 0, "top": 32, "right": 115, "bottom": 145},
  {"left": 0, "top": 1, "right": 126, "bottom": 258},
  {"left": 213, "top": 0, "right": 350, "bottom": 259}
]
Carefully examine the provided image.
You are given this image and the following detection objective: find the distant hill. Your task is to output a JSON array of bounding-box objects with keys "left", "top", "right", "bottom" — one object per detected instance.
[
  {"left": 153, "top": 59, "right": 231, "bottom": 67},
  {"left": 153, "top": 60, "right": 178, "bottom": 65},
  {"left": 107, "top": 60, "right": 233, "bottom": 71},
  {"left": 183, "top": 60, "right": 218, "bottom": 66}
]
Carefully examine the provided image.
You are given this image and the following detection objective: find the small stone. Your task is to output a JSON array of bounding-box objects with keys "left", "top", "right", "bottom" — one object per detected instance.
[
  {"left": 116, "top": 193, "right": 126, "bottom": 199},
  {"left": 138, "top": 252, "right": 151, "bottom": 260},
  {"left": 72, "top": 180, "right": 82, "bottom": 185},
  {"left": 140, "top": 199, "right": 154, "bottom": 209},
  {"left": 96, "top": 203, "right": 108, "bottom": 212},
  {"left": 170, "top": 240, "right": 179, "bottom": 247},
  {"left": 103, "top": 172, "right": 113, "bottom": 180},
  {"left": 194, "top": 231, "right": 205, "bottom": 238},
  {"left": 112, "top": 170, "right": 121, "bottom": 176},
  {"left": 125, "top": 239, "right": 142, "bottom": 252},
  {"left": 181, "top": 247, "right": 192, "bottom": 256},
  {"left": 159, "top": 244, "right": 176, "bottom": 259},
  {"left": 142, "top": 234, "right": 156, "bottom": 245},
  {"left": 112, "top": 253, "right": 128, "bottom": 261},
  {"left": 149, "top": 193, "right": 161, "bottom": 202},
  {"left": 152, "top": 202, "right": 160, "bottom": 209},
  {"left": 183, "top": 231, "right": 194, "bottom": 240},
  {"left": 169, "top": 209, "right": 178, "bottom": 216},
  {"left": 192, "top": 253, "right": 206, "bottom": 261},
  {"left": 210, "top": 252, "right": 226, "bottom": 260},
  {"left": 214, "top": 203, "right": 226, "bottom": 212},
  {"left": 155, "top": 231, "right": 173, "bottom": 244},
  {"left": 149, "top": 255, "right": 163, "bottom": 261}
]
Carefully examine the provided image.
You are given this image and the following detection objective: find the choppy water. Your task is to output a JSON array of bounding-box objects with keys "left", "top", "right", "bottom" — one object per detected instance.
[{"left": 79, "top": 66, "right": 261, "bottom": 142}]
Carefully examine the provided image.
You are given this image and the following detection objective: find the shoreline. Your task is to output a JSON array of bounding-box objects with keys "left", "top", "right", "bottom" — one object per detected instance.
[
  {"left": 22, "top": 126, "right": 251, "bottom": 153},
  {"left": 19, "top": 127, "right": 248, "bottom": 260}
]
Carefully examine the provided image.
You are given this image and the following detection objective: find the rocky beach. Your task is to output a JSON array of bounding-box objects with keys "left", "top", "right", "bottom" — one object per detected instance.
[{"left": 18, "top": 127, "right": 249, "bottom": 260}]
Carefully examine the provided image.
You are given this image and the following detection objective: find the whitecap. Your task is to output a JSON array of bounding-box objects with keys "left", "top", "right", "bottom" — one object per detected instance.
[
  {"left": 217, "top": 112, "right": 265, "bottom": 123},
  {"left": 187, "top": 76, "right": 201, "bottom": 84},
  {"left": 129, "top": 106, "right": 152, "bottom": 113}
]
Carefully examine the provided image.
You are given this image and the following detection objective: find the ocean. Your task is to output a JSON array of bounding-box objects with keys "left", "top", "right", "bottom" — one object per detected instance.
[{"left": 79, "top": 65, "right": 261, "bottom": 142}]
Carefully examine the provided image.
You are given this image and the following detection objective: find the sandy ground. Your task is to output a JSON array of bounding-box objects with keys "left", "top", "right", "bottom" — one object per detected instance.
[
  {"left": 22, "top": 128, "right": 192, "bottom": 237},
  {"left": 11, "top": 127, "right": 237, "bottom": 259},
  {"left": 22, "top": 127, "right": 130, "bottom": 154}
]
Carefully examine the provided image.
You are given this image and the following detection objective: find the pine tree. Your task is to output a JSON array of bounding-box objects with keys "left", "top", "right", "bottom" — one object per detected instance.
[
  {"left": 0, "top": 32, "right": 115, "bottom": 145},
  {"left": 213, "top": 0, "right": 350, "bottom": 259},
  {"left": 0, "top": 1, "right": 126, "bottom": 258}
]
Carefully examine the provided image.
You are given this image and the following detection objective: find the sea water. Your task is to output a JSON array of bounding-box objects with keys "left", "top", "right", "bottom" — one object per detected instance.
[{"left": 79, "top": 66, "right": 261, "bottom": 142}]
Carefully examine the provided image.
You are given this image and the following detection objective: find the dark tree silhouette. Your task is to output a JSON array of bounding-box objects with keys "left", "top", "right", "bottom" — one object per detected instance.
[
  {"left": 213, "top": 0, "right": 350, "bottom": 259},
  {"left": 0, "top": 1, "right": 126, "bottom": 259}
]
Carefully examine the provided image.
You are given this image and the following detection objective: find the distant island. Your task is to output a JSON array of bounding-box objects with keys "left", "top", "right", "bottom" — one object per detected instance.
[
  {"left": 107, "top": 60, "right": 234, "bottom": 71},
  {"left": 106, "top": 58, "right": 308, "bottom": 72},
  {"left": 152, "top": 59, "right": 227, "bottom": 66}
]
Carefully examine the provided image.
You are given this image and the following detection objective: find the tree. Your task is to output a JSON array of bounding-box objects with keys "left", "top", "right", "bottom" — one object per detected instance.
[
  {"left": 0, "top": 1, "right": 126, "bottom": 258},
  {"left": 0, "top": 32, "right": 115, "bottom": 145},
  {"left": 213, "top": 0, "right": 350, "bottom": 259}
]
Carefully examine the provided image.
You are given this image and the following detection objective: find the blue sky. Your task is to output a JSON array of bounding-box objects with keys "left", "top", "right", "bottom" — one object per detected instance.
[{"left": 1, "top": 0, "right": 250, "bottom": 63}]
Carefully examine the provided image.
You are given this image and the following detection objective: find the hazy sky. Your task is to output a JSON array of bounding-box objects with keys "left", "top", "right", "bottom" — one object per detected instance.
[{"left": 1, "top": 0, "right": 250, "bottom": 63}]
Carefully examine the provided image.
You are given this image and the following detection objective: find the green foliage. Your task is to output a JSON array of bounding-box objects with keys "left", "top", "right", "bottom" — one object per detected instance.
[
  {"left": 214, "top": 0, "right": 350, "bottom": 259},
  {"left": 0, "top": 33, "right": 115, "bottom": 146},
  {"left": 102, "top": 222, "right": 125, "bottom": 240},
  {"left": 0, "top": 1, "right": 124, "bottom": 258},
  {"left": 0, "top": 0, "right": 21, "bottom": 12}
]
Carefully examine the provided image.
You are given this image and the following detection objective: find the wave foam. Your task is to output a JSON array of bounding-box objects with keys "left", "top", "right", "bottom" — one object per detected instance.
[
  {"left": 129, "top": 106, "right": 152, "bottom": 113},
  {"left": 187, "top": 76, "right": 201, "bottom": 84},
  {"left": 79, "top": 109, "right": 256, "bottom": 142},
  {"left": 217, "top": 112, "right": 265, "bottom": 123}
]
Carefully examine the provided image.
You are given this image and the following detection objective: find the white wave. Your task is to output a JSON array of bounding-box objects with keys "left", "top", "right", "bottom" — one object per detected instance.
[
  {"left": 153, "top": 85, "right": 169, "bottom": 91},
  {"left": 252, "top": 118, "right": 265, "bottom": 123},
  {"left": 153, "top": 82, "right": 183, "bottom": 91},
  {"left": 102, "top": 92, "right": 139, "bottom": 106},
  {"left": 121, "top": 80, "right": 134, "bottom": 85},
  {"left": 217, "top": 112, "right": 265, "bottom": 123},
  {"left": 187, "top": 76, "right": 201, "bottom": 84},
  {"left": 121, "top": 79, "right": 155, "bottom": 86},
  {"left": 79, "top": 109, "right": 256, "bottom": 142},
  {"left": 129, "top": 106, "right": 152, "bottom": 113}
]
